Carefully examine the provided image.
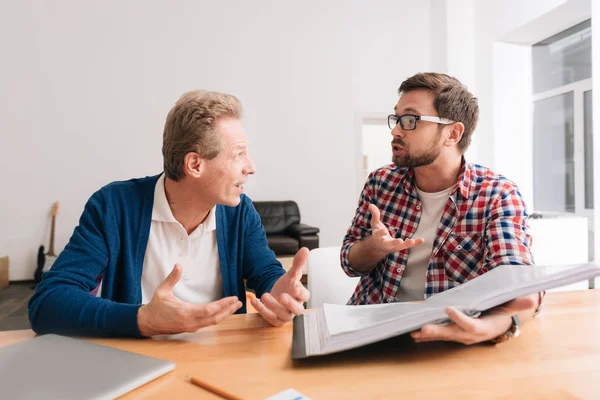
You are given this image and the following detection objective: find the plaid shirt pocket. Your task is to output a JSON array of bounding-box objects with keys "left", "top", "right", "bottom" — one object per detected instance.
[{"left": 443, "top": 233, "right": 485, "bottom": 283}]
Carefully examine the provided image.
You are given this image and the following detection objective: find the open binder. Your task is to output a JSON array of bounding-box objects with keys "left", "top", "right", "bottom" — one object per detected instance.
[{"left": 292, "top": 263, "right": 600, "bottom": 359}]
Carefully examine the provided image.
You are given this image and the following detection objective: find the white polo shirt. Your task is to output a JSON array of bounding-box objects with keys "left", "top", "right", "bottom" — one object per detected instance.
[{"left": 141, "top": 175, "right": 223, "bottom": 304}]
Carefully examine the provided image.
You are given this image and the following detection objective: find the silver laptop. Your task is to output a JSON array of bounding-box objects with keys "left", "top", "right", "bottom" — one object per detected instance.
[{"left": 0, "top": 334, "right": 175, "bottom": 399}]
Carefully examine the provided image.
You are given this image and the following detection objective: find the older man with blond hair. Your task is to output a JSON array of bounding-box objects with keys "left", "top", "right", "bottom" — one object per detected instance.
[{"left": 29, "top": 91, "right": 309, "bottom": 337}]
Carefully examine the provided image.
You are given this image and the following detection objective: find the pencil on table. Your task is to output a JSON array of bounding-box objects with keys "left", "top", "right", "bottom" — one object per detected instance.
[{"left": 185, "top": 375, "right": 244, "bottom": 400}]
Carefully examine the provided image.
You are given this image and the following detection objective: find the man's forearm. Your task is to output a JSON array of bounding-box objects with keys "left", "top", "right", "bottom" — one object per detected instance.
[
  {"left": 347, "top": 237, "right": 388, "bottom": 273},
  {"left": 29, "top": 285, "right": 142, "bottom": 338}
]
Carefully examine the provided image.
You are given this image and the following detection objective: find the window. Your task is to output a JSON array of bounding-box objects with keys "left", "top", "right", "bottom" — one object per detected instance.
[
  {"left": 533, "top": 93, "right": 575, "bottom": 212},
  {"left": 532, "top": 20, "right": 591, "bottom": 94},
  {"left": 584, "top": 90, "right": 593, "bottom": 209},
  {"left": 532, "top": 20, "right": 592, "bottom": 219}
]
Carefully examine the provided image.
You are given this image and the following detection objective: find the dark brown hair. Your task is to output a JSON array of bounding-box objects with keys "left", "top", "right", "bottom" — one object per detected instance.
[{"left": 399, "top": 72, "right": 478, "bottom": 153}]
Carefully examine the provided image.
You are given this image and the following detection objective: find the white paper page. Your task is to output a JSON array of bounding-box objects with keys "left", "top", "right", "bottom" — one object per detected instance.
[
  {"left": 321, "top": 308, "right": 449, "bottom": 355},
  {"left": 323, "top": 302, "right": 436, "bottom": 336},
  {"left": 266, "top": 388, "right": 312, "bottom": 400},
  {"left": 424, "top": 263, "right": 600, "bottom": 310}
]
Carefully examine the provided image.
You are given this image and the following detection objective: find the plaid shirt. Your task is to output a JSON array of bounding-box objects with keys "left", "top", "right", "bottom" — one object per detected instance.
[{"left": 341, "top": 159, "right": 534, "bottom": 305}]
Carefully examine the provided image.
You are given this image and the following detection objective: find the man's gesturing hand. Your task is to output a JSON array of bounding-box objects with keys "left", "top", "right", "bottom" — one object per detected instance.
[
  {"left": 368, "top": 203, "right": 425, "bottom": 255},
  {"left": 137, "top": 264, "right": 242, "bottom": 337},
  {"left": 252, "top": 248, "right": 311, "bottom": 326}
]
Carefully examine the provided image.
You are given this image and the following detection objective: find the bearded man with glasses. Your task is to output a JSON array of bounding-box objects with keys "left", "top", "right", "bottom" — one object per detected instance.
[{"left": 341, "top": 72, "right": 543, "bottom": 345}]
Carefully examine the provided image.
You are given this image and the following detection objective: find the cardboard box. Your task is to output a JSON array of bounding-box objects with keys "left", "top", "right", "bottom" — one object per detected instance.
[{"left": 0, "top": 256, "right": 8, "bottom": 288}]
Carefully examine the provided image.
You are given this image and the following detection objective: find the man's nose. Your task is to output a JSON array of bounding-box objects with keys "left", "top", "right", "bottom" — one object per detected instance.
[
  {"left": 244, "top": 156, "right": 256, "bottom": 175},
  {"left": 391, "top": 123, "right": 403, "bottom": 137}
]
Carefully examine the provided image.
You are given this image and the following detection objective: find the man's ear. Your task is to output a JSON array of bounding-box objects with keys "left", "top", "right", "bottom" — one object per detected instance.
[
  {"left": 182, "top": 152, "right": 204, "bottom": 178},
  {"left": 445, "top": 122, "right": 465, "bottom": 147}
]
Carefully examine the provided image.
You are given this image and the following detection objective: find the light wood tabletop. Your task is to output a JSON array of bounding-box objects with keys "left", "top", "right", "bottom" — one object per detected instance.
[{"left": 1, "top": 290, "right": 599, "bottom": 399}]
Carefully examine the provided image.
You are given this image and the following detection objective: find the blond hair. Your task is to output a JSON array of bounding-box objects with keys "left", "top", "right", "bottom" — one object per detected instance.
[{"left": 162, "top": 90, "right": 243, "bottom": 180}]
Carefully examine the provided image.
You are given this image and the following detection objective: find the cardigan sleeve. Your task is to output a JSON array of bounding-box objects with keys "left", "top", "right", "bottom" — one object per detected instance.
[
  {"left": 28, "top": 189, "right": 142, "bottom": 338},
  {"left": 241, "top": 199, "right": 286, "bottom": 297}
]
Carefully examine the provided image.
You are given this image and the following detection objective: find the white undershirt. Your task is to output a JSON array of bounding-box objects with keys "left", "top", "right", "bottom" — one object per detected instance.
[
  {"left": 395, "top": 184, "right": 454, "bottom": 302},
  {"left": 141, "top": 175, "right": 222, "bottom": 304}
]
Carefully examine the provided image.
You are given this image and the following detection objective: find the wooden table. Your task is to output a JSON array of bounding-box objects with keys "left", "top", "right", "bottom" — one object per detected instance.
[{"left": 1, "top": 290, "right": 599, "bottom": 399}]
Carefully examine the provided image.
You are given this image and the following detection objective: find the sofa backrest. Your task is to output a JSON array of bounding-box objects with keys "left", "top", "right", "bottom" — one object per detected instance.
[{"left": 253, "top": 201, "right": 301, "bottom": 234}]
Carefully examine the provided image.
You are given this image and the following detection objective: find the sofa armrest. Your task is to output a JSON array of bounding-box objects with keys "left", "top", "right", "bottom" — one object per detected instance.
[
  {"left": 298, "top": 235, "right": 319, "bottom": 251},
  {"left": 285, "top": 223, "right": 320, "bottom": 237}
]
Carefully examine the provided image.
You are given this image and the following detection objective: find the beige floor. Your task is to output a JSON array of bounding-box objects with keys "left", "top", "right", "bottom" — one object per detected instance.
[
  {"left": 276, "top": 256, "right": 295, "bottom": 271},
  {"left": 276, "top": 256, "right": 307, "bottom": 284}
]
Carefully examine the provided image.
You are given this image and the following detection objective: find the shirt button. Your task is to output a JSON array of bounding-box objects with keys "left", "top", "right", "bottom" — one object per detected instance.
[
  {"left": 456, "top": 245, "right": 462, "bottom": 250},
  {"left": 387, "top": 298, "right": 393, "bottom": 303},
  {"left": 416, "top": 205, "right": 421, "bottom": 210},
  {"left": 396, "top": 268, "right": 402, "bottom": 273}
]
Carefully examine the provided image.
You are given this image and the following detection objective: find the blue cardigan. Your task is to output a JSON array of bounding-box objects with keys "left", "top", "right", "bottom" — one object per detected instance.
[{"left": 28, "top": 174, "right": 285, "bottom": 337}]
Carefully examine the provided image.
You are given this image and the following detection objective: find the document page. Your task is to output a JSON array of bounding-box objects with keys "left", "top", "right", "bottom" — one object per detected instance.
[
  {"left": 323, "top": 302, "right": 437, "bottom": 336},
  {"left": 424, "top": 263, "right": 600, "bottom": 311}
]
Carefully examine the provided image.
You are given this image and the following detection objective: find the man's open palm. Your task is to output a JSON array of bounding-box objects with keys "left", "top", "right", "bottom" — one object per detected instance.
[
  {"left": 137, "top": 264, "right": 242, "bottom": 336},
  {"left": 368, "top": 203, "right": 425, "bottom": 254},
  {"left": 252, "top": 248, "right": 311, "bottom": 326}
]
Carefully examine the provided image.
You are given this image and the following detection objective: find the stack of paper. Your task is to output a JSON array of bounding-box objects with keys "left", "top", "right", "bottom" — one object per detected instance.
[{"left": 292, "top": 263, "right": 600, "bottom": 359}]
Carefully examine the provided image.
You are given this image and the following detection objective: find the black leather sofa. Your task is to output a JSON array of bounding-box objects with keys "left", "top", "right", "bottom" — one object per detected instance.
[{"left": 252, "top": 200, "right": 319, "bottom": 256}]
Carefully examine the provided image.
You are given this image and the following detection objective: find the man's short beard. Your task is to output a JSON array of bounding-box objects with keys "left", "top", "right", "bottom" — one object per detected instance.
[
  {"left": 392, "top": 140, "right": 442, "bottom": 168},
  {"left": 392, "top": 147, "right": 440, "bottom": 168},
  {"left": 393, "top": 131, "right": 443, "bottom": 168}
]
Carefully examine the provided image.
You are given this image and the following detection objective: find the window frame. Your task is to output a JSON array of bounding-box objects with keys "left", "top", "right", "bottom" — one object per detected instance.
[{"left": 532, "top": 77, "right": 593, "bottom": 218}]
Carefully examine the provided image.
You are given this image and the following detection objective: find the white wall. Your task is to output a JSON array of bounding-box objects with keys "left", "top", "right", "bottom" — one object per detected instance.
[
  {"left": 473, "top": 0, "right": 570, "bottom": 174},
  {"left": 444, "top": 0, "right": 480, "bottom": 163},
  {"left": 0, "top": 0, "right": 432, "bottom": 280},
  {"left": 427, "top": 0, "right": 576, "bottom": 192},
  {"left": 429, "top": 0, "right": 448, "bottom": 73},
  {"left": 362, "top": 121, "right": 393, "bottom": 175},
  {"left": 469, "top": 0, "right": 590, "bottom": 209},
  {"left": 593, "top": 0, "right": 600, "bottom": 272},
  {"left": 429, "top": 0, "right": 577, "bottom": 175},
  {"left": 491, "top": 42, "right": 534, "bottom": 207}
]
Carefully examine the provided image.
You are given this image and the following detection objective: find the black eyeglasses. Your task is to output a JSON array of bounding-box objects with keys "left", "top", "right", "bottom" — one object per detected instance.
[{"left": 388, "top": 114, "right": 454, "bottom": 131}]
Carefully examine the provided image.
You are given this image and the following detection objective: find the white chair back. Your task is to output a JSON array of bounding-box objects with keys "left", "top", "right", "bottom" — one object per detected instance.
[{"left": 307, "top": 246, "right": 360, "bottom": 309}]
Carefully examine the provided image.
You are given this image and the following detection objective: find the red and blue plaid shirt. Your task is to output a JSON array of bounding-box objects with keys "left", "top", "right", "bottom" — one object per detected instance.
[{"left": 341, "top": 159, "right": 534, "bottom": 305}]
